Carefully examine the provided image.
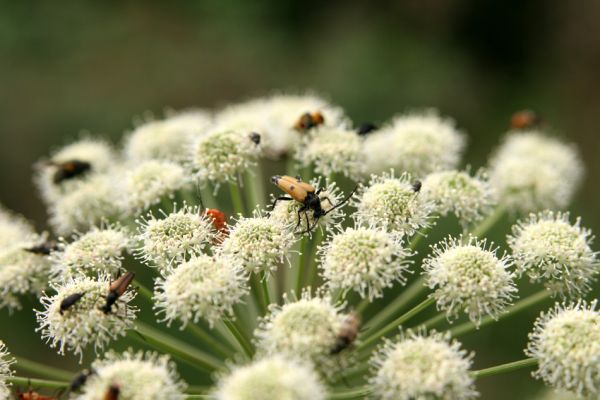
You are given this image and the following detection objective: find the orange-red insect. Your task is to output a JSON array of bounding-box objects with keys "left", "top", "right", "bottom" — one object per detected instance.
[
  {"left": 510, "top": 110, "right": 541, "bottom": 130},
  {"left": 204, "top": 208, "right": 230, "bottom": 243},
  {"left": 103, "top": 384, "right": 120, "bottom": 400},
  {"left": 16, "top": 390, "right": 57, "bottom": 400},
  {"left": 294, "top": 111, "right": 325, "bottom": 132},
  {"left": 101, "top": 271, "right": 135, "bottom": 314}
]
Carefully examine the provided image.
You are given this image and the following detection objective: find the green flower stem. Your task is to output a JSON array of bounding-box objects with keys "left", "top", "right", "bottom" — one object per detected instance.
[
  {"left": 469, "top": 204, "right": 507, "bottom": 238},
  {"left": 245, "top": 165, "right": 266, "bottom": 209},
  {"left": 185, "top": 323, "right": 234, "bottom": 358},
  {"left": 333, "top": 363, "right": 370, "bottom": 384},
  {"left": 414, "top": 311, "right": 447, "bottom": 330},
  {"left": 131, "top": 322, "right": 225, "bottom": 372},
  {"left": 251, "top": 274, "right": 268, "bottom": 315},
  {"left": 186, "top": 385, "right": 211, "bottom": 394},
  {"left": 450, "top": 289, "right": 551, "bottom": 337},
  {"left": 359, "top": 297, "right": 436, "bottom": 350},
  {"left": 295, "top": 235, "right": 308, "bottom": 295},
  {"left": 180, "top": 188, "right": 201, "bottom": 208},
  {"left": 13, "top": 356, "right": 73, "bottom": 381},
  {"left": 223, "top": 319, "right": 254, "bottom": 359},
  {"left": 7, "top": 376, "right": 70, "bottom": 390},
  {"left": 306, "top": 229, "right": 324, "bottom": 290},
  {"left": 260, "top": 272, "right": 272, "bottom": 308},
  {"left": 228, "top": 182, "right": 246, "bottom": 216},
  {"left": 472, "top": 358, "right": 538, "bottom": 379},
  {"left": 198, "top": 184, "right": 218, "bottom": 209},
  {"left": 185, "top": 395, "right": 211, "bottom": 399},
  {"left": 329, "top": 386, "right": 372, "bottom": 399},
  {"left": 135, "top": 280, "right": 154, "bottom": 302},
  {"left": 355, "top": 297, "right": 370, "bottom": 313}
]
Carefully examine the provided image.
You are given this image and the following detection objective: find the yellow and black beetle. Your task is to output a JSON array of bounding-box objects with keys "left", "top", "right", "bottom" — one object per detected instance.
[{"left": 270, "top": 175, "right": 356, "bottom": 233}]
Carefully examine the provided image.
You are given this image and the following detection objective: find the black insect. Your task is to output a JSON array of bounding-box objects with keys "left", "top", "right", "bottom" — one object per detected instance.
[
  {"left": 50, "top": 159, "right": 92, "bottom": 184},
  {"left": 70, "top": 369, "right": 94, "bottom": 392},
  {"left": 356, "top": 122, "right": 378, "bottom": 136},
  {"left": 100, "top": 271, "right": 135, "bottom": 314},
  {"left": 24, "top": 240, "right": 59, "bottom": 256},
  {"left": 60, "top": 292, "right": 85, "bottom": 315},
  {"left": 412, "top": 180, "right": 422, "bottom": 193},
  {"left": 249, "top": 132, "right": 261, "bottom": 145}
]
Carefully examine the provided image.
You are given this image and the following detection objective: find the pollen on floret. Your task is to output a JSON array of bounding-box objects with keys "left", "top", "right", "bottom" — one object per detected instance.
[
  {"left": 488, "top": 131, "right": 584, "bottom": 213},
  {"left": 525, "top": 300, "right": 600, "bottom": 398},
  {"left": 75, "top": 349, "right": 186, "bottom": 400},
  {"left": 0, "top": 340, "right": 15, "bottom": 400},
  {"left": 214, "top": 355, "right": 326, "bottom": 400},
  {"left": 369, "top": 330, "right": 477, "bottom": 400},
  {"left": 362, "top": 110, "right": 466, "bottom": 177},
  {"left": 423, "top": 235, "right": 517, "bottom": 325},
  {"left": 422, "top": 169, "right": 496, "bottom": 228},
  {"left": 508, "top": 211, "right": 598, "bottom": 298},
  {"left": 354, "top": 172, "right": 435, "bottom": 237},
  {"left": 318, "top": 227, "right": 413, "bottom": 300},
  {"left": 135, "top": 204, "right": 216, "bottom": 272},
  {"left": 35, "top": 275, "right": 137, "bottom": 362},
  {"left": 154, "top": 254, "right": 248, "bottom": 328}
]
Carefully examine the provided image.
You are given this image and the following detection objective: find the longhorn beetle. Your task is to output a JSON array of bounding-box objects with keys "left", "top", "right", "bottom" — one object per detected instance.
[
  {"left": 60, "top": 292, "right": 85, "bottom": 315},
  {"left": 100, "top": 271, "right": 135, "bottom": 314},
  {"left": 270, "top": 175, "right": 356, "bottom": 234}
]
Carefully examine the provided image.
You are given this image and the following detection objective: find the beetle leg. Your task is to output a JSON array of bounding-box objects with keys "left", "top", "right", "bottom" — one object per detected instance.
[
  {"left": 295, "top": 205, "right": 308, "bottom": 230},
  {"left": 270, "top": 196, "right": 293, "bottom": 210}
]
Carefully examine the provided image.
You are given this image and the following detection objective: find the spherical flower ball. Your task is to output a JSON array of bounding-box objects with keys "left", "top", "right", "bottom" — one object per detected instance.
[
  {"left": 0, "top": 340, "right": 15, "bottom": 400},
  {"left": 154, "top": 254, "right": 248, "bottom": 328},
  {"left": 354, "top": 172, "right": 434, "bottom": 236},
  {"left": 135, "top": 204, "right": 216, "bottom": 271},
  {"left": 0, "top": 205, "right": 36, "bottom": 251},
  {"left": 50, "top": 225, "right": 131, "bottom": 280},
  {"left": 121, "top": 160, "right": 191, "bottom": 215},
  {"left": 369, "top": 330, "right": 477, "bottom": 400},
  {"left": 422, "top": 169, "right": 495, "bottom": 227},
  {"left": 214, "top": 355, "right": 326, "bottom": 400},
  {"left": 75, "top": 349, "right": 186, "bottom": 400},
  {"left": 48, "top": 174, "right": 122, "bottom": 236},
  {"left": 269, "top": 178, "right": 347, "bottom": 235},
  {"left": 124, "top": 110, "right": 212, "bottom": 164},
  {"left": 525, "top": 300, "right": 600, "bottom": 398},
  {"left": 190, "top": 129, "right": 261, "bottom": 187},
  {"left": 219, "top": 216, "right": 295, "bottom": 275},
  {"left": 508, "top": 211, "right": 598, "bottom": 298},
  {"left": 318, "top": 227, "right": 413, "bottom": 300},
  {"left": 36, "top": 275, "right": 137, "bottom": 361},
  {"left": 423, "top": 236, "right": 517, "bottom": 325},
  {"left": 488, "top": 131, "right": 583, "bottom": 213},
  {"left": 363, "top": 110, "right": 466, "bottom": 177},
  {"left": 295, "top": 127, "right": 365, "bottom": 180}
]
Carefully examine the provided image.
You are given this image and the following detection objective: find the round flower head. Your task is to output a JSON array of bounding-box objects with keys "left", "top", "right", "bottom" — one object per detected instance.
[
  {"left": 214, "top": 355, "right": 326, "bottom": 400},
  {"left": 423, "top": 235, "right": 517, "bottom": 325},
  {"left": 354, "top": 172, "right": 434, "bottom": 236},
  {"left": 75, "top": 349, "right": 186, "bottom": 400},
  {"left": 369, "top": 330, "right": 477, "bottom": 400},
  {"left": 0, "top": 206, "right": 35, "bottom": 251},
  {"left": 190, "top": 129, "right": 260, "bottom": 187},
  {"left": 526, "top": 300, "right": 600, "bottom": 398},
  {"left": 363, "top": 110, "right": 466, "bottom": 177},
  {"left": 421, "top": 169, "right": 495, "bottom": 227},
  {"left": 269, "top": 178, "right": 346, "bottom": 236},
  {"left": 48, "top": 174, "right": 122, "bottom": 236},
  {"left": 0, "top": 340, "right": 15, "bottom": 400},
  {"left": 318, "top": 227, "right": 413, "bottom": 300},
  {"left": 121, "top": 160, "right": 191, "bottom": 215},
  {"left": 220, "top": 215, "right": 295, "bottom": 275},
  {"left": 50, "top": 225, "right": 130, "bottom": 280},
  {"left": 36, "top": 275, "right": 137, "bottom": 361},
  {"left": 488, "top": 131, "right": 583, "bottom": 213},
  {"left": 154, "top": 254, "right": 248, "bottom": 328},
  {"left": 124, "top": 110, "right": 212, "bottom": 164},
  {"left": 295, "top": 127, "right": 365, "bottom": 180},
  {"left": 135, "top": 204, "right": 216, "bottom": 271},
  {"left": 254, "top": 291, "right": 348, "bottom": 374},
  {"left": 508, "top": 211, "right": 598, "bottom": 298}
]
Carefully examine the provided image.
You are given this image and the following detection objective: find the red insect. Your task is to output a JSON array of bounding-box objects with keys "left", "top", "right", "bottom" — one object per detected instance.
[
  {"left": 16, "top": 390, "right": 57, "bottom": 400},
  {"left": 510, "top": 110, "right": 541, "bottom": 130},
  {"left": 104, "top": 384, "right": 120, "bottom": 400},
  {"left": 204, "top": 208, "right": 229, "bottom": 243}
]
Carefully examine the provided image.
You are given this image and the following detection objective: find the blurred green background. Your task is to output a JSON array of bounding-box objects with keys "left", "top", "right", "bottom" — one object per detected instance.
[{"left": 1, "top": 1, "right": 599, "bottom": 399}]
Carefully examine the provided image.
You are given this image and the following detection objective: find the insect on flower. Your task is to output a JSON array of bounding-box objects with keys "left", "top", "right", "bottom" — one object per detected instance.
[
  {"left": 100, "top": 271, "right": 135, "bottom": 314},
  {"left": 412, "top": 179, "right": 422, "bottom": 193},
  {"left": 356, "top": 122, "right": 378, "bottom": 135},
  {"left": 331, "top": 312, "right": 361, "bottom": 354},
  {"left": 59, "top": 292, "right": 86, "bottom": 315},
  {"left": 48, "top": 159, "right": 92, "bottom": 184},
  {"left": 69, "top": 369, "right": 94, "bottom": 392},
  {"left": 16, "top": 389, "right": 57, "bottom": 400},
  {"left": 510, "top": 110, "right": 542, "bottom": 130},
  {"left": 104, "top": 384, "right": 120, "bottom": 400},
  {"left": 294, "top": 111, "right": 325, "bottom": 132},
  {"left": 270, "top": 175, "right": 356, "bottom": 233},
  {"left": 24, "top": 240, "right": 59, "bottom": 256},
  {"left": 204, "top": 208, "right": 230, "bottom": 240}
]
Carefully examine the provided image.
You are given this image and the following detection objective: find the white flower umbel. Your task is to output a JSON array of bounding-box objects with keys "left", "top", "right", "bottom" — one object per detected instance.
[
  {"left": 295, "top": 127, "right": 365, "bottom": 180},
  {"left": 0, "top": 206, "right": 35, "bottom": 251},
  {"left": 423, "top": 236, "right": 517, "bottom": 325},
  {"left": 526, "top": 301, "right": 600, "bottom": 398},
  {"left": 214, "top": 355, "right": 326, "bottom": 400},
  {"left": 422, "top": 169, "right": 495, "bottom": 227},
  {"left": 0, "top": 340, "right": 15, "bottom": 400},
  {"left": 354, "top": 172, "right": 434, "bottom": 236},
  {"left": 190, "top": 129, "right": 260, "bottom": 187},
  {"left": 75, "top": 349, "right": 186, "bottom": 400},
  {"left": 154, "top": 254, "right": 248, "bottom": 328},
  {"left": 369, "top": 330, "right": 477, "bottom": 400},
  {"left": 363, "top": 110, "right": 466, "bottom": 177},
  {"left": 51, "top": 225, "right": 130, "bottom": 280},
  {"left": 136, "top": 205, "right": 216, "bottom": 272},
  {"left": 124, "top": 110, "right": 212, "bottom": 164},
  {"left": 220, "top": 216, "right": 295, "bottom": 275},
  {"left": 318, "top": 227, "right": 413, "bottom": 300},
  {"left": 254, "top": 291, "right": 347, "bottom": 374},
  {"left": 508, "top": 211, "right": 598, "bottom": 298},
  {"left": 48, "top": 174, "right": 122, "bottom": 236},
  {"left": 488, "top": 131, "right": 584, "bottom": 213},
  {"left": 269, "top": 178, "right": 346, "bottom": 235},
  {"left": 36, "top": 275, "right": 137, "bottom": 361},
  {"left": 122, "top": 160, "right": 191, "bottom": 215}
]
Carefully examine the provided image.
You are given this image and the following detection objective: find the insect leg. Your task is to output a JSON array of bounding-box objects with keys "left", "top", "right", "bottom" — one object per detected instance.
[
  {"left": 295, "top": 205, "right": 308, "bottom": 230},
  {"left": 270, "top": 196, "right": 293, "bottom": 210}
]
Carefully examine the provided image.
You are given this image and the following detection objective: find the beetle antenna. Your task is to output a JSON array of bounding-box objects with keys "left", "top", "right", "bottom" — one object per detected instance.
[
  {"left": 195, "top": 178, "right": 205, "bottom": 209},
  {"left": 323, "top": 186, "right": 358, "bottom": 216}
]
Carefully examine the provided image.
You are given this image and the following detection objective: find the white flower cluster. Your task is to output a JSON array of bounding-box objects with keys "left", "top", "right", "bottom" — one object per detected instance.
[{"left": 0, "top": 341, "right": 15, "bottom": 400}]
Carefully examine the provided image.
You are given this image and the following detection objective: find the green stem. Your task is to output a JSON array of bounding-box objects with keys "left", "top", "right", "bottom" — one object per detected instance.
[
  {"left": 13, "top": 356, "right": 73, "bottom": 381},
  {"left": 306, "top": 229, "right": 324, "bottom": 290},
  {"left": 228, "top": 182, "right": 246, "bottom": 216},
  {"left": 186, "top": 323, "right": 234, "bottom": 358},
  {"left": 135, "top": 280, "right": 154, "bottom": 302},
  {"left": 450, "top": 290, "right": 551, "bottom": 337},
  {"left": 223, "top": 319, "right": 254, "bottom": 359},
  {"left": 470, "top": 205, "right": 507, "bottom": 238},
  {"left": 295, "top": 235, "right": 308, "bottom": 295},
  {"left": 329, "top": 386, "right": 372, "bottom": 399},
  {"left": 185, "top": 396, "right": 211, "bottom": 400},
  {"left": 7, "top": 376, "right": 69, "bottom": 390},
  {"left": 198, "top": 184, "right": 218, "bottom": 209},
  {"left": 472, "top": 358, "right": 538, "bottom": 379},
  {"left": 359, "top": 297, "right": 435, "bottom": 350},
  {"left": 252, "top": 274, "right": 268, "bottom": 315},
  {"left": 414, "top": 312, "right": 447, "bottom": 330},
  {"left": 355, "top": 298, "right": 370, "bottom": 314},
  {"left": 245, "top": 166, "right": 266, "bottom": 209},
  {"left": 261, "top": 273, "right": 272, "bottom": 308}
]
